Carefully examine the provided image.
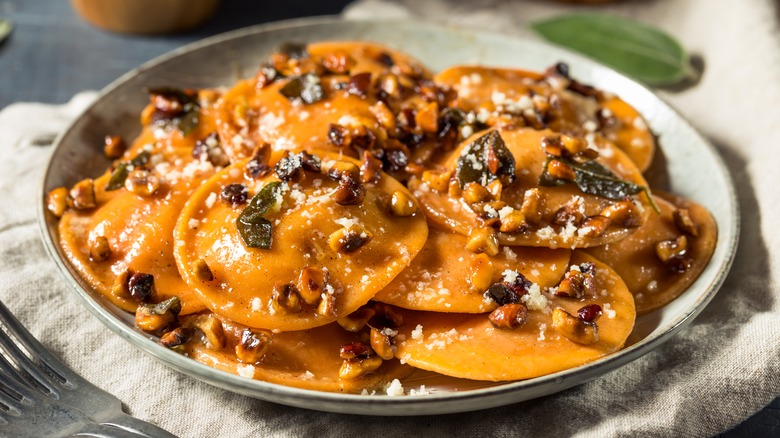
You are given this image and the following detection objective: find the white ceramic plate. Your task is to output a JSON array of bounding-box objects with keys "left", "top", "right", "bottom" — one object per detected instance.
[{"left": 38, "top": 17, "right": 738, "bottom": 416}]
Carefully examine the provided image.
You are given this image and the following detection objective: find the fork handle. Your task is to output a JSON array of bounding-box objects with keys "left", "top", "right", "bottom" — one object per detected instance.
[
  {"left": 101, "top": 412, "right": 179, "bottom": 438},
  {"left": 70, "top": 421, "right": 171, "bottom": 438}
]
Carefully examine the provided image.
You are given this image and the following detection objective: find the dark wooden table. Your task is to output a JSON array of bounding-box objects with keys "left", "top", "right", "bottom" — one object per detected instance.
[{"left": 0, "top": 0, "right": 777, "bottom": 436}]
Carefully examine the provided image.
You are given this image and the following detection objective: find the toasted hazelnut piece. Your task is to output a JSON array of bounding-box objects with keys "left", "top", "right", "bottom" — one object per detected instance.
[
  {"left": 600, "top": 200, "right": 642, "bottom": 228},
  {"left": 328, "top": 225, "right": 373, "bottom": 253},
  {"left": 553, "top": 197, "right": 586, "bottom": 227},
  {"left": 405, "top": 162, "right": 425, "bottom": 177},
  {"left": 489, "top": 303, "right": 528, "bottom": 329},
  {"left": 111, "top": 271, "right": 132, "bottom": 300},
  {"left": 552, "top": 307, "right": 599, "bottom": 345},
  {"left": 555, "top": 267, "right": 596, "bottom": 299},
  {"left": 579, "top": 215, "right": 611, "bottom": 237},
  {"left": 466, "top": 227, "right": 500, "bottom": 256},
  {"left": 520, "top": 188, "right": 544, "bottom": 226},
  {"left": 339, "top": 342, "right": 371, "bottom": 360},
  {"left": 160, "top": 327, "right": 193, "bottom": 348},
  {"left": 128, "top": 272, "right": 155, "bottom": 302},
  {"left": 89, "top": 236, "right": 112, "bottom": 262},
  {"left": 297, "top": 266, "right": 327, "bottom": 305},
  {"left": 468, "top": 253, "right": 494, "bottom": 292},
  {"left": 369, "top": 101, "right": 396, "bottom": 132},
  {"left": 541, "top": 136, "right": 564, "bottom": 157},
  {"left": 390, "top": 190, "right": 417, "bottom": 217},
  {"left": 421, "top": 170, "right": 452, "bottom": 193},
  {"left": 415, "top": 101, "right": 439, "bottom": 133},
  {"left": 235, "top": 329, "right": 272, "bottom": 364},
  {"left": 328, "top": 161, "right": 366, "bottom": 205},
  {"left": 486, "top": 180, "right": 503, "bottom": 200},
  {"left": 68, "top": 179, "right": 96, "bottom": 210},
  {"left": 337, "top": 307, "right": 376, "bottom": 332},
  {"left": 655, "top": 235, "right": 688, "bottom": 263},
  {"left": 499, "top": 210, "right": 528, "bottom": 234},
  {"left": 270, "top": 282, "right": 302, "bottom": 313},
  {"left": 124, "top": 169, "right": 160, "bottom": 197},
  {"left": 360, "top": 151, "right": 382, "bottom": 184},
  {"left": 193, "top": 258, "right": 214, "bottom": 282},
  {"left": 560, "top": 135, "right": 587, "bottom": 155},
  {"left": 370, "top": 328, "right": 395, "bottom": 360},
  {"left": 47, "top": 187, "right": 69, "bottom": 218},
  {"left": 103, "top": 135, "right": 126, "bottom": 159},
  {"left": 447, "top": 178, "right": 462, "bottom": 197},
  {"left": 135, "top": 296, "right": 181, "bottom": 334},
  {"left": 322, "top": 51, "right": 355, "bottom": 74},
  {"left": 673, "top": 208, "right": 699, "bottom": 237},
  {"left": 339, "top": 356, "right": 384, "bottom": 380},
  {"left": 347, "top": 72, "right": 372, "bottom": 98},
  {"left": 547, "top": 159, "right": 576, "bottom": 181},
  {"left": 316, "top": 291, "right": 337, "bottom": 317},
  {"left": 379, "top": 73, "right": 401, "bottom": 100},
  {"left": 462, "top": 182, "right": 489, "bottom": 204},
  {"left": 194, "top": 314, "right": 226, "bottom": 349}
]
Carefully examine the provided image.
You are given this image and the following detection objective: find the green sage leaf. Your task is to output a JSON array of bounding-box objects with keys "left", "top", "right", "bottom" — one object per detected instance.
[
  {"left": 237, "top": 181, "right": 282, "bottom": 249},
  {"left": 279, "top": 74, "right": 325, "bottom": 104},
  {"left": 105, "top": 163, "right": 130, "bottom": 191},
  {"left": 540, "top": 156, "right": 659, "bottom": 212},
  {"left": 532, "top": 13, "right": 695, "bottom": 86},
  {"left": 0, "top": 19, "right": 12, "bottom": 44},
  {"left": 456, "top": 130, "right": 516, "bottom": 187}
]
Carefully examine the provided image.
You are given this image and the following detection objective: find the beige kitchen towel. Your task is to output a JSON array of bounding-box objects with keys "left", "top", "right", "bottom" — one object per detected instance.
[{"left": 1, "top": 0, "right": 778, "bottom": 436}]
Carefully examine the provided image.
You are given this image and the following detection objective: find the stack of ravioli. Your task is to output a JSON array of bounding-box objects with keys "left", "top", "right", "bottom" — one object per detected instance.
[{"left": 53, "top": 42, "right": 717, "bottom": 394}]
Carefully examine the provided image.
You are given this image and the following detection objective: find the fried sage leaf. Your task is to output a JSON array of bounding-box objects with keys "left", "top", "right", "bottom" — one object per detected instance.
[
  {"left": 279, "top": 42, "right": 308, "bottom": 59},
  {"left": 279, "top": 74, "right": 325, "bottom": 104},
  {"left": 237, "top": 181, "right": 282, "bottom": 249},
  {"left": 456, "top": 130, "right": 516, "bottom": 187},
  {"left": 540, "top": 156, "right": 659, "bottom": 211},
  {"left": 146, "top": 87, "right": 200, "bottom": 136},
  {"left": 106, "top": 151, "right": 152, "bottom": 191}
]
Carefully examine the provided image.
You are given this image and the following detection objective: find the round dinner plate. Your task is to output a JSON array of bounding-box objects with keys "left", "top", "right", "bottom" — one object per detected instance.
[{"left": 38, "top": 17, "right": 738, "bottom": 416}]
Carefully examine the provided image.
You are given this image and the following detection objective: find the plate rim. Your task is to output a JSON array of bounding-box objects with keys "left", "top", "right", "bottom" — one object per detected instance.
[{"left": 37, "top": 15, "right": 740, "bottom": 416}]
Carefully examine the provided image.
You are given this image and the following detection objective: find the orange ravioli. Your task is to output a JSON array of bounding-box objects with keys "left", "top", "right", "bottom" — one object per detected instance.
[
  {"left": 183, "top": 316, "right": 412, "bottom": 393},
  {"left": 585, "top": 194, "right": 717, "bottom": 314},
  {"left": 409, "top": 127, "right": 651, "bottom": 249},
  {"left": 59, "top": 101, "right": 223, "bottom": 315},
  {"left": 215, "top": 41, "right": 433, "bottom": 160},
  {"left": 375, "top": 227, "right": 571, "bottom": 313},
  {"left": 173, "top": 154, "right": 429, "bottom": 331},
  {"left": 392, "top": 252, "right": 635, "bottom": 381},
  {"left": 435, "top": 65, "right": 655, "bottom": 171}
]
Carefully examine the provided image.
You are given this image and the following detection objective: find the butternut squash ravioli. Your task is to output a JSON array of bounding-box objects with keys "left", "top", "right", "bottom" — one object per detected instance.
[{"left": 48, "top": 42, "right": 717, "bottom": 395}]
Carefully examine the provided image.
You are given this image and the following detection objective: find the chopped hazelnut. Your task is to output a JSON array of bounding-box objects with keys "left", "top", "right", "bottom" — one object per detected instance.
[
  {"left": 316, "top": 290, "right": 337, "bottom": 317},
  {"left": 47, "top": 187, "right": 69, "bottom": 218},
  {"left": 468, "top": 253, "right": 494, "bottom": 292},
  {"left": 124, "top": 169, "right": 160, "bottom": 197},
  {"left": 322, "top": 51, "right": 355, "bottom": 74},
  {"left": 270, "top": 282, "right": 302, "bottom": 313},
  {"left": 327, "top": 161, "right": 365, "bottom": 205},
  {"left": 520, "top": 188, "right": 544, "bottom": 226},
  {"left": 655, "top": 235, "right": 688, "bottom": 263},
  {"left": 600, "top": 200, "right": 642, "bottom": 228},
  {"left": 552, "top": 197, "right": 586, "bottom": 227},
  {"left": 160, "top": 327, "right": 193, "bottom": 348},
  {"left": 579, "top": 215, "right": 611, "bottom": 237},
  {"left": 390, "top": 190, "right": 417, "bottom": 217},
  {"left": 68, "top": 179, "right": 96, "bottom": 210},
  {"left": 135, "top": 296, "right": 181, "bottom": 334},
  {"left": 551, "top": 307, "right": 599, "bottom": 345},
  {"left": 421, "top": 170, "right": 452, "bottom": 193},
  {"left": 339, "top": 356, "right": 383, "bottom": 380},
  {"left": 194, "top": 314, "right": 226, "bottom": 349},
  {"left": 103, "top": 135, "right": 126, "bottom": 159},
  {"left": 415, "top": 101, "right": 439, "bottom": 133},
  {"left": 89, "top": 236, "right": 112, "bottom": 262},
  {"left": 339, "top": 342, "right": 371, "bottom": 360},
  {"left": 370, "top": 328, "right": 395, "bottom": 360},
  {"left": 489, "top": 303, "right": 528, "bottom": 329},
  {"left": 193, "top": 259, "right": 213, "bottom": 282},
  {"left": 328, "top": 225, "right": 373, "bottom": 253},
  {"left": 466, "top": 227, "right": 500, "bottom": 256},
  {"left": 337, "top": 307, "right": 376, "bottom": 332},
  {"left": 462, "top": 182, "right": 489, "bottom": 204},
  {"left": 297, "top": 266, "right": 327, "bottom": 305},
  {"left": 360, "top": 151, "right": 382, "bottom": 184},
  {"left": 369, "top": 101, "right": 396, "bottom": 132},
  {"left": 236, "top": 329, "right": 272, "bottom": 364},
  {"left": 486, "top": 180, "right": 503, "bottom": 200},
  {"left": 499, "top": 210, "right": 528, "bottom": 234},
  {"left": 555, "top": 266, "right": 596, "bottom": 299},
  {"left": 673, "top": 208, "right": 699, "bottom": 236},
  {"left": 547, "top": 159, "right": 576, "bottom": 181}
]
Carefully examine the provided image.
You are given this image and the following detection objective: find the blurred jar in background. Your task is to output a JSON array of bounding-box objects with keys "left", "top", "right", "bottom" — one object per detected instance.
[{"left": 71, "top": 0, "right": 221, "bottom": 35}]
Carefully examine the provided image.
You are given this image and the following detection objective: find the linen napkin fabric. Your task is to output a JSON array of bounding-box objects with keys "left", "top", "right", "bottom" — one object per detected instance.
[{"left": 1, "top": 0, "right": 778, "bottom": 436}]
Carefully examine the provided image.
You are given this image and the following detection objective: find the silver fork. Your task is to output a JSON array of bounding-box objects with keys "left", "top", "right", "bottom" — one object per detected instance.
[{"left": 0, "top": 300, "right": 177, "bottom": 437}]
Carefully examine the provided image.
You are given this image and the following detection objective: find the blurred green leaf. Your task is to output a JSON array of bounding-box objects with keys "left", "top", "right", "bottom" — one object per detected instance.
[
  {"left": 532, "top": 13, "right": 696, "bottom": 86},
  {"left": 0, "top": 19, "right": 12, "bottom": 44}
]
